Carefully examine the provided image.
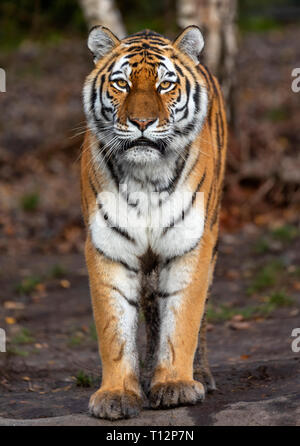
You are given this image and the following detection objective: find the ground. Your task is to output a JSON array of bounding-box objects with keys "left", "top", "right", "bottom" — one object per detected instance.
[{"left": 0, "top": 225, "right": 299, "bottom": 426}]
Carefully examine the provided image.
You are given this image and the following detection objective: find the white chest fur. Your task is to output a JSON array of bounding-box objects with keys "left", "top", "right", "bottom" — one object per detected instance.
[{"left": 89, "top": 178, "right": 205, "bottom": 271}]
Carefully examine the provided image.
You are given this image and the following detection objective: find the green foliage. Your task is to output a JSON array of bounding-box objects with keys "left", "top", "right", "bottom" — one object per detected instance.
[
  {"left": 291, "top": 267, "right": 300, "bottom": 278},
  {"left": 68, "top": 334, "right": 84, "bottom": 347},
  {"left": 247, "top": 259, "right": 284, "bottom": 295},
  {"left": 254, "top": 238, "right": 271, "bottom": 254},
  {"left": 50, "top": 263, "right": 67, "bottom": 279},
  {"left": 268, "top": 290, "right": 294, "bottom": 307},
  {"left": 89, "top": 323, "right": 97, "bottom": 342},
  {"left": 0, "top": 0, "right": 179, "bottom": 49},
  {"left": 1, "top": 0, "right": 299, "bottom": 49},
  {"left": 117, "top": 0, "right": 172, "bottom": 35},
  {"left": 75, "top": 371, "right": 93, "bottom": 387},
  {"left": 238, "top": 0, "right": 299, "bottom": 33},
  {"left": 207, "top": 289, "right": 294, "bottom": 323},
  {"left": 0, "top": 0, "right": 86, "bottom": 48},
  {"left": 16, "top": 275, "right": 41, "bottom": 295},
  {"left": 254, "top": 225, "right": 298, "bottom": 254},
  {"left": 7, "top": 347, "right": 29, "bottom": 357},
  {"left": 265, "top": 107, "right": 288, "bottom": 123},
  {"left": 271, "top": 225, "right": 299, "bottom": 243},
  {"left": 238, "top": 16, "right": 283, "bottom": 33},
  {"left": 11, "top": 328, "right": 35, "bottom": 345},
  {"left": 20, "top": 193, "right": 39, "bottom": 212},
  {"left": 206, "top": 303, "right": 257, "bottom": 322}
]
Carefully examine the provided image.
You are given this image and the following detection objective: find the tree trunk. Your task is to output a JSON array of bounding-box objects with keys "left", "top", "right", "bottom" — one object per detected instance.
[
  {"left": 79, "top": 0, "right": 126, "bottom": 38},
  {"left": 177, "top": 0, "right": 238, "bottom": 122}
]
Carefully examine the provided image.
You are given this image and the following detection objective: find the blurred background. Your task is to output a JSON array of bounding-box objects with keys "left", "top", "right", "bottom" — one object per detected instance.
[{"left": 0, "top": 0, "right": 299, "bottom": 421}]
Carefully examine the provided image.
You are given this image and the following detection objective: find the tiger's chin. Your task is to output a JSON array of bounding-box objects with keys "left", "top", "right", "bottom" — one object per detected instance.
[{"left": 121, "top": 146, "right": 163, "bottom": 165}]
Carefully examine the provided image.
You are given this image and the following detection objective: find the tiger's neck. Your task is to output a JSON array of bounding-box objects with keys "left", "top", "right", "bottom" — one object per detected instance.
[{"left": 88, "top": 131, "right": 198, "bottom": 197}]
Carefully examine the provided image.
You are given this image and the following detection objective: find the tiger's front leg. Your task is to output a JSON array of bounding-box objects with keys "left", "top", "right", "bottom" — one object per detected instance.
[
  {"left": 149, "top": 235, "right": 214, "bottom": 409},
  {"left": 85, "top": 235, "right": 143, "bottom": 420}
]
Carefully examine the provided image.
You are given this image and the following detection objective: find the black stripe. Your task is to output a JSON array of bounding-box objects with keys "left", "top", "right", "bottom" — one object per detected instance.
[
  {"left": 98, "top": 74, "right": 110, "bottom": 121},
  {"left": 97, "top": 202, "right": 136, "bottom": 244},
  {"left": 158, "top": 146, "right": 190, "bottom": 206},
  {"left": 197, "top": 64, "right": 212, "bottom": 97},
  {"left": 90, "top": 55, "right": 115, "bottom": 117},
  {"left": 210, "top": 195, "right": 221, "bottom": 229},
  {"left": 163, "top": 170, "right": 206, "bottom": 235},
  {"left": 218, "top": 111, "right": 224, "bottom": 148},
  {"left": 88, "top": 174, "right": 98, "bottom": 198},
  {"left": 176, "top": 89, "right": 182, "bottom": 103},
  {"left": 184, "top": 152, "right": 200, "bottom": 183},
  {"left": 205, "top": 180, "right": 214, "bottom": 224},
  {"left": 95, "top": 247, "right": 138, "bottom": 274},
  {"left": 192, "top": 170, "right": 207, "bottom": 204},
  {"left": 174, "top": 63, "right": 183, "bottom": 76},
  {"left": 215, "top": 113, "right": 222, "bottom": 179},
  {"left": 83, "top": 195, "right": 89, "bottom": 214},
  {"left": 162, "top": 237, "right": 201, "bottom": 267},
  {"left": 202, "top": 64, "right": 218, "bottom": 97},
  {"left": 175, "top": 77, "right": 190, "bottom": 114},
  {"left": 202, "top": 64, "right": 223, "bottom": 114},
  {"left": 112, "top": 286, "right": 139, "bottom": 309},
  {"left": 193, "top": 82, "right": 201, "bottom": 113},
  {"left": 105, "top": 154, "right": 121, "bottom": 187},
  {"left": 216, "top": 112, "right": 222, "bottom": 151},
  {"left": 157, "top": 289, "right": 184, "bottom": 299},
  {"left": 212, "top": 239, "right": 219, "bottom": 258}
]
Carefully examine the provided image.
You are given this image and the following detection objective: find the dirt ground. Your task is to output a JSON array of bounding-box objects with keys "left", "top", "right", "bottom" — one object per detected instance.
[{"left": 0, "top": 225, "right": 299, "bottom": 425}]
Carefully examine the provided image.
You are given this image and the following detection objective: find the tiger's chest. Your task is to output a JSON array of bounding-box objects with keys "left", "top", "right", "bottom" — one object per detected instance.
[{"left": 89, "top": 180, "right": 204, "bottom": 270}]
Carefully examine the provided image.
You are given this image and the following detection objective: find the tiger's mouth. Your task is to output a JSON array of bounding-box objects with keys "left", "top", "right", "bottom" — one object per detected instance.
[{"left": 126, "top": 137, "right": 165, "bottom": 153}]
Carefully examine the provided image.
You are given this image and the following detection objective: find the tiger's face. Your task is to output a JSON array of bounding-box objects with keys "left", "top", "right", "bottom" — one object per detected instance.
[{"left": 83, "top": 26, "right": 208, "bottom": 165}]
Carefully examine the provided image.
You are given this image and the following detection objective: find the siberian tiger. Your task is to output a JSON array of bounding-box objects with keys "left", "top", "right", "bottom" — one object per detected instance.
[{"left": 81, "top": 25, "right": 227, "bottom": 420}]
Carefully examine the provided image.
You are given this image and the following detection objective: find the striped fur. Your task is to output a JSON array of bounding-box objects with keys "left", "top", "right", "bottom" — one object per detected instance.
[{"left": 81, "top": 26, "right": 227, "bottom": 420}]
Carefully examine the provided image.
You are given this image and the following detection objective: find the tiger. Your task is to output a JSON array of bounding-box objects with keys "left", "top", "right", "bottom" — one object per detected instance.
[{"left": 81, "top": 25, "right": 227, "bottom": 420}]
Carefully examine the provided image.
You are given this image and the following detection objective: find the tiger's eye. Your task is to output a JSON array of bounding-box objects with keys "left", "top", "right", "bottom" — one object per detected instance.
[
  {"left": 160, "top": 81, "right": 171, "bottom": 90},
  {"left": 116, "top": 79, "right": 128, "bottom": 89}
]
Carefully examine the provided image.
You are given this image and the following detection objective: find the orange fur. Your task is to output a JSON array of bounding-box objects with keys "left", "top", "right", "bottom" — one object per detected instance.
[{"left": 81, "top": 27, "right": 227, "bottom": 419}]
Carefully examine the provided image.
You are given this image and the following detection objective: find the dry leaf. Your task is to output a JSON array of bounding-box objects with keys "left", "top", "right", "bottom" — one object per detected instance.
[
  {"left": 229, "top": 321, "right": 251, "bottom": 330},
  {"left": 4, "top": 301, "right": 25, "bottom": 310},
  {"left": 35, "top": 283, "right": 46, "bottom": 293},
  {"left": 232, "top": 314, "right": 244, "bottom": 322},
  {"left": 226, "top": 269, "right": 240, "bottom": 280},
  {"left": 60, "top": 279, "right": 70, "bottom": 288},
  {"left": 52, "top": 385, "right": 72, "bottom": 393},
  {"left": 293, "top": 282, "right": 300, "bottom": 291}
]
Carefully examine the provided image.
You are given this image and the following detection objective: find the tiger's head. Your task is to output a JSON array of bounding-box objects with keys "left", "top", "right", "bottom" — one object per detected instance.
[{"left": 83, "top": 26, "right": 208, "bottom": 166}]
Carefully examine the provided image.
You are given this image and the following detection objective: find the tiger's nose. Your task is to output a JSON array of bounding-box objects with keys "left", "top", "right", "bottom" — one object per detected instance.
[{"left": 129, "top": 117, "right": 156, "bottom": 131}]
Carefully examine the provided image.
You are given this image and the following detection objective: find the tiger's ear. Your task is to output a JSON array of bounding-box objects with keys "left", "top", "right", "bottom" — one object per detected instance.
[
  {"left": 88, "top": 26, "right": 120, "bottom": 63},
  {"left": 173, "top": 26, "right": 204, "bottom": 63}
]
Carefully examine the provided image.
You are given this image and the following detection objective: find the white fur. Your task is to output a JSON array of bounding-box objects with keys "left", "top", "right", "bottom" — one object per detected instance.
[{"left": 85, "top": 45, "right": 208, "bottom": 369}]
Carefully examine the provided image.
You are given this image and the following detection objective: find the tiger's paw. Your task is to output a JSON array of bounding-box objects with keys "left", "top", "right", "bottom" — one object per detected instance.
[
  {"left": 149, "top": 380, "right": 205, "bottom": 409},
  {"left": 194, "top": 368, "right": 217, "bottom": 393},
  {"left": 89, "top": 389, "right": 143, "bottom": 420}
]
